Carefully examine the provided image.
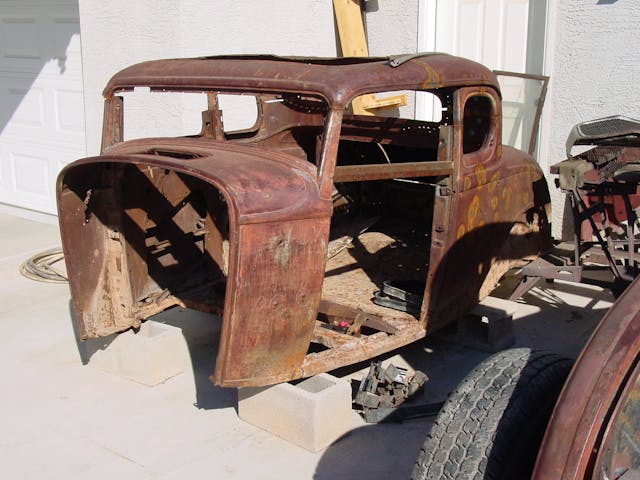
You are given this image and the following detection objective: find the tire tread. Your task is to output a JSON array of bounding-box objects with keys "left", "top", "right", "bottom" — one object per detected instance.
[{"left": 411, "top": 348, "right": 572, "bottom": 480}]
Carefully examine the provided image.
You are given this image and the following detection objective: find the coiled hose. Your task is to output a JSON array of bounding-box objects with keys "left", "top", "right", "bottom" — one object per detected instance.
[{"left": 19, "top": 247, "right": 68, "bottom": 284}]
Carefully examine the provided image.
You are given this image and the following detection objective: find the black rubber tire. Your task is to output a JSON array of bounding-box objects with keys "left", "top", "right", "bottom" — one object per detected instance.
[{"left": 411, "top": 348, "right": 573, "bottom": 480}]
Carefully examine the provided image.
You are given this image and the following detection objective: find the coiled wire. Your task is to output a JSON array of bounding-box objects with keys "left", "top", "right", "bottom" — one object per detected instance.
[{"left": 19, "top": 247, "right": 68, "bottom": 284}]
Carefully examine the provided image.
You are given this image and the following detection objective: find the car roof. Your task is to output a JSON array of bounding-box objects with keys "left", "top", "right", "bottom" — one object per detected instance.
[{"left": 103, "top": 53, "right": 500, "bottom": 105}]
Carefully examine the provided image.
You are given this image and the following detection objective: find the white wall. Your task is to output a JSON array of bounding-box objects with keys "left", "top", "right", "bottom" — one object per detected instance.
[
  {"left": 364, "top": 0, "right": 419, "bottom": 56},
  {"left": 540, "top": 0, "right": 640, "bottom": 237},
  {"left": 78, "top": 0, "right": 421, "bottom": 155},
  {"left": 79, "top": 0, "right": 338, "bottom": 155}
]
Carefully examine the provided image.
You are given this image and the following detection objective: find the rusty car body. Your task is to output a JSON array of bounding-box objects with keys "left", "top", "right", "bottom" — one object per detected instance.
[
  {"left": 533, "top": 275, "right": 640, "bottom": 480},
  {"left": 57, "top": 54, "right": 550, "bottom": 387}
]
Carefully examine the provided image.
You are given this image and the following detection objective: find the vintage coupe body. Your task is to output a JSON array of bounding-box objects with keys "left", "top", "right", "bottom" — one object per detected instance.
[{"left": 57, "top": 54, "right": 550, "bottom": 387}]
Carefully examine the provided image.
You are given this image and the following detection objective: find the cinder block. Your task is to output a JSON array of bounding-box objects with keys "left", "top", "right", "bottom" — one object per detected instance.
[
  {"left": 437, "top": 296, "right": 517, "bottom": 352},
  {"left": 88, "top": 320, "right": 189, "bottom": 386},
  {"left": 238, "top": 373, "right": 356, "bottom": 452}
]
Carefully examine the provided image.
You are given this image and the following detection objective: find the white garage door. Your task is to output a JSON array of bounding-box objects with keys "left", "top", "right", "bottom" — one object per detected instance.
[
  {"left": 0, "top": 0, "right": 85, "bottom": 215},
  {"left": 417, "top": 0, "right": 548, "bottom": 154}
]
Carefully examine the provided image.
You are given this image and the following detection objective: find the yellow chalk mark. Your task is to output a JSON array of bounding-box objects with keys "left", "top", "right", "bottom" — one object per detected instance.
[
  {"left": 468, "top": 195, "right": 480, "bottom": 230},
  {"left": 488, "top": 171, "right": 500, "bottom": 193},
  {"left": 475, "top": 164, "right": 487, "bottom": 185}
]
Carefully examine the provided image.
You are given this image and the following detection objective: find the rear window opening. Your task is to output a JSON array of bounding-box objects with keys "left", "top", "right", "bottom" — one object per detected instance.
[{"left": 463, "top": 95, "right": 494, "bottom": 154}]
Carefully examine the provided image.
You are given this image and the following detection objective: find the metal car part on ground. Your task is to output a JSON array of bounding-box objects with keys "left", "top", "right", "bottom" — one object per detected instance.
[{"left": 354, "top": 361, "right": 428, "bottom": 423}]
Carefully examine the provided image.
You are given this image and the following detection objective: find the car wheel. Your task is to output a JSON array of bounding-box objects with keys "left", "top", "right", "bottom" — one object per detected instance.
[{"left": 411, "top": 348, "right": 573, "bottom": 480}]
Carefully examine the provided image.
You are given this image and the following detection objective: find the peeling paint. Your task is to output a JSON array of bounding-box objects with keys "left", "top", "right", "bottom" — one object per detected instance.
[{"left": 272, "top": 235, "right": 292, "bottom": 268}]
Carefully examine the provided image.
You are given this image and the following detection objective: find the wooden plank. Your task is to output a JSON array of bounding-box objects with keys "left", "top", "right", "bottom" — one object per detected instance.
[
  {"left": 362, "top": 94, "right": 408, "bottom": 111},
  {"left": 333, "top": 161, "right": 454, "bottom": 183},
  {"left": 332, "top": 0, "right": 408, "bottom": 115},
  {"left": 333, "top": 0, "right": 368, "bottom": 57}
]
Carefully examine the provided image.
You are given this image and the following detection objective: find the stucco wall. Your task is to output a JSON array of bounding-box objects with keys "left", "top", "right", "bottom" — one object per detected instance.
[
  {"left": 78, "top": 0, "right": 339, "bottom": 155},
  {"left": 364, "top": 0, "right": 419, "bottom": 56},
  {"left": 79, "top": 0, "right": 421, "bottom": 155},
  {"left": 541, "top": 0, "right": 640, "bottom": 237}
]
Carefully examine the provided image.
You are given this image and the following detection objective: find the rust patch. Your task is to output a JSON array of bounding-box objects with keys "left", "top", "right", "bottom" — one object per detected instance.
[{"left": 271, "top": 234, "right": 292, "bottom": 268}]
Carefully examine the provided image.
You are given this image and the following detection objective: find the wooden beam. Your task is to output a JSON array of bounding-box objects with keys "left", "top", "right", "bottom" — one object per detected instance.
[
  {"left": 332, "top": 0, "right": 407, "bottom": 115},
  {"left": 333, "top": 0, "right": 368, "bottom": 57},
  {"left": 362, "top": 94, "right": 408, "bottom": 111}
]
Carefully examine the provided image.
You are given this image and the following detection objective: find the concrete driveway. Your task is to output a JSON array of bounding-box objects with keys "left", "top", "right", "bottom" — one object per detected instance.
[{"left": 0, "top": 212, "right": 615, "bottom": 479}]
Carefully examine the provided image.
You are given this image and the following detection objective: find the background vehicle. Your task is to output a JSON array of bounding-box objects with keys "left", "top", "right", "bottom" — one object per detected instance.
[
  {"left": 412, "top": 275, "right": 640, "bottom": 480},
  {"left": 57, "top": 54, "right": 550, "bottom": 387}
]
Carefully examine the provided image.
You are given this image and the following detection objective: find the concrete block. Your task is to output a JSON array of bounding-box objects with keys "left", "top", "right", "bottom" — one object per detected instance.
[
  {"left": 88, "top": 320, "right": 189, "bottom": 386},
  {"left": 437, "top": 296, "right": 517, "bottom": 352},
  {"left": 237, "top": 373, "right": 355, "bottom": 452}
]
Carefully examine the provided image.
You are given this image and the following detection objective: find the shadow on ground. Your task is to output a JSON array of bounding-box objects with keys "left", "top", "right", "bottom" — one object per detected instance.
[
  {"left": 69, "top": 301, "right": 235, "bottom": 410},
  {"left": 66, "top": 270, "right": 616, "bottom": 479},
  {"left": 315, "top": 275, "right": 615, "bottom": 478}
]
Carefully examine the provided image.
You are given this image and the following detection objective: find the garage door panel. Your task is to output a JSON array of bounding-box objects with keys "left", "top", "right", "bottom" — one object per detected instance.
[
  {"left": 0, "top": 0, "right": 84, "bottom": 214},
  {"left": 0, "top": 4, "right": 80, "bottom": 73},
  {"left": 12, "top": 151, "right": 49, "bottom": 196},
  {"left": 54, "top": 89, "right": 85, "bottom": 134},
  {"left": 1, "top": 16, "right": 40, "bottom": 62},
  {"left": 0, "top": 141, "right": 81, "bottom": 214},
  {"left": 7, "top": 83, "right": 46, "bottom": 129},
  {"left": 0, "top": 79, "right": 85, "bottom": 149}
]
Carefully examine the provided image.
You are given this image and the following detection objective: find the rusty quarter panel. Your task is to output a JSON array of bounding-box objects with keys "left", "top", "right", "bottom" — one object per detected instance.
[{"left": 423, "top": 87, "right": 550, "bottom": 332}]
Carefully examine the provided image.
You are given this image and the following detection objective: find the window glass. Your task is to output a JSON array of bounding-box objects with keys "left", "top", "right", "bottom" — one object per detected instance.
[{"left": 496, "top": 74, "right": 547, "bottom": 156}]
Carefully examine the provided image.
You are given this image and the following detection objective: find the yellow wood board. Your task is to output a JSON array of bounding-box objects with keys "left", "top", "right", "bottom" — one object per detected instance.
[{"left": 333, "top": 0, "right": 407, "bottom": 115}]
